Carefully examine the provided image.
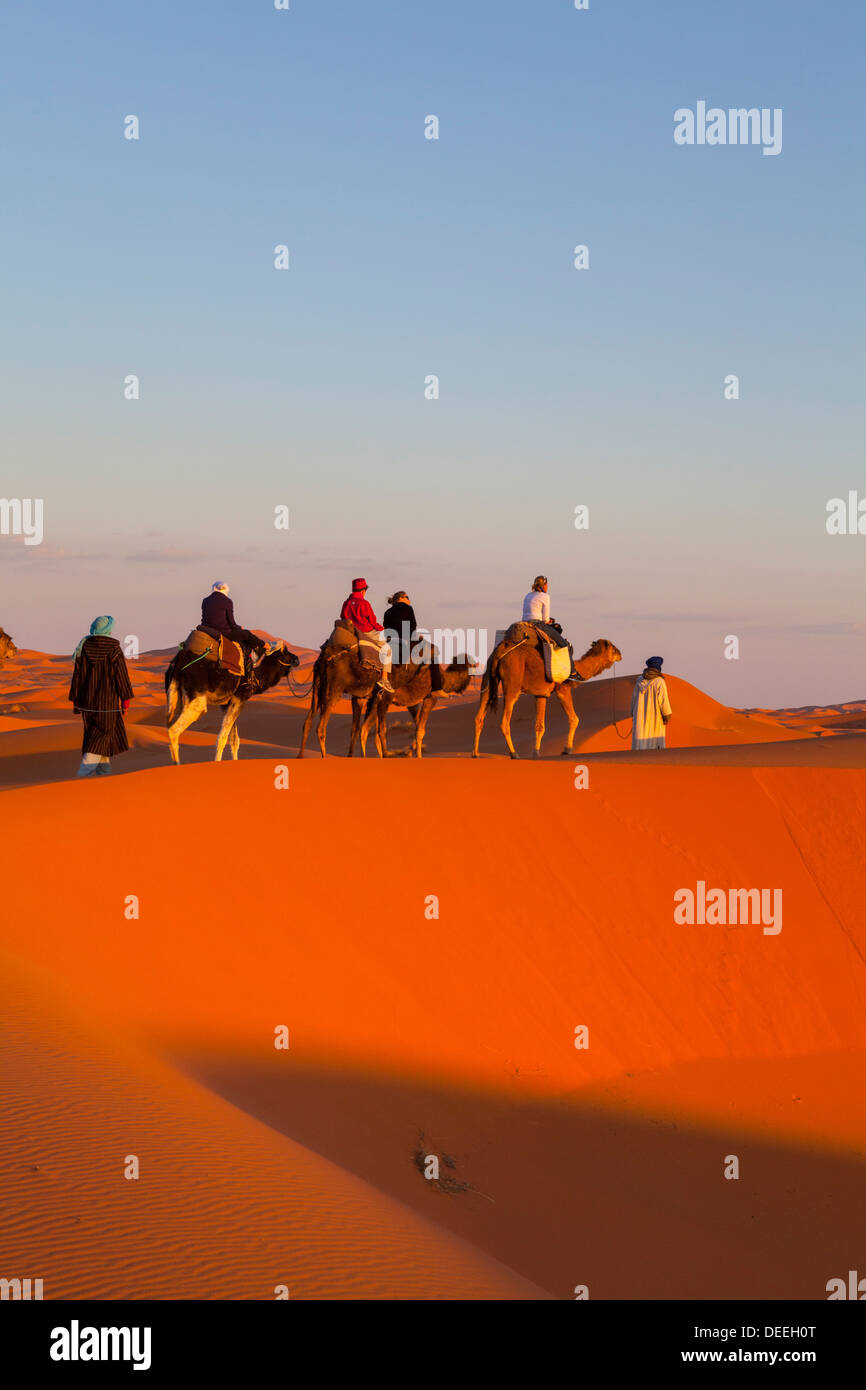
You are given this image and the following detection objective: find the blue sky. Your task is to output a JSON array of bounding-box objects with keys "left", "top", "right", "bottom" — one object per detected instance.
[{"left": 1, "top": 0, "right": 863, "bottom": 704}]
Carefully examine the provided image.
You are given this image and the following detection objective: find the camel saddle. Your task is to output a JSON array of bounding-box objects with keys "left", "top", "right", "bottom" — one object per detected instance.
[
  {"left": 325, "top": 617, "right": 360, "bottom": 652},
  {"left": 502, "top": 621, "right": 571, "bottom": 685},
  {"left": 181, "top": 627, "right": 244, "bottom": 677},
  {"left": 324, "top": 618, "right": 381, "bottom": 669}
]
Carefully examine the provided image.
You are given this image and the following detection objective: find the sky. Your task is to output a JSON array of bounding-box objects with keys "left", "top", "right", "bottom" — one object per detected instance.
[{"left": 1, "top": 0, "right": 863, "bottom": 705}]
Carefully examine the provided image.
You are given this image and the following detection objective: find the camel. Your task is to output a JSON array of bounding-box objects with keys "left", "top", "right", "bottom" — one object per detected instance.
[
  {"left": 0, "top": 627, "right": 17, "bottom": 661},
  {"left": 357, "top": 655, "right": 476, "bottom": 758},
  {"left": 165, "top": 641, "right": 299, "bottom": 764},
  {"left": 473, "top": 627, "right": 622, "bottom": 759},
  {"left": 297, "top": 645, "right": 385, "bottom": 758}
]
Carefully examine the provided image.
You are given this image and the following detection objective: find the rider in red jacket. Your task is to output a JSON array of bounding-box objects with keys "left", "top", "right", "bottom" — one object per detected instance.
[
  {"left": 340, "top": 587, "right": 383, "bottom": 634},
  {"left": 340, "top": 579, "right": 393, "bottom": 691}
]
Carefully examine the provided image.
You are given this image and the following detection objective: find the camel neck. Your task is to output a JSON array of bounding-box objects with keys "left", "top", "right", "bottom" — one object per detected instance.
[{"left": 574, "top": 654, "right": 604, "bottom": 680}]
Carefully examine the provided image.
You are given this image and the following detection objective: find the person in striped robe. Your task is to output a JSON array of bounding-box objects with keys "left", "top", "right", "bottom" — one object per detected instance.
[{"left": 68, "top": 616, "right": 134, "bottom": 777}]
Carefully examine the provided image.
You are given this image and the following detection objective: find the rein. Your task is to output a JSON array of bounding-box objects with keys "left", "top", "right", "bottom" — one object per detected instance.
[
  {"left": 610, "top": 665, "right": 633, "bottom": 740},
  {"left": 178, "top": 648, "right": 211, "bottom": 670},
  {"left": 72, "top": 707, "right": 127, "bottom": 714},
  {"left": 246, "top": 648, "right": 298, "bottom": 695},
  {"left": 287, "top": 665, "right": 314, "bottom": 698}
]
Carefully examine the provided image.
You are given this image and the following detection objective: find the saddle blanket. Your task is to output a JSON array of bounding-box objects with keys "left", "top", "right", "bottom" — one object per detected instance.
[
  {"left": 218, "top": 637, "right": 244, "bottom": 677},
  {"left": 358, "top": 635, "right": 386, "bottom": 668},
  {"left": 546, "top": 645, "right": 572, "bottom": 684}
]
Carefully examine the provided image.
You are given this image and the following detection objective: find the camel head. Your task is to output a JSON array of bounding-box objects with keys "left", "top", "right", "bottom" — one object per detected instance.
[
  {"left": 573, "top": 638, "right": 623, "bottom": 678},
  {"left": 252, "top": 640, "right": 300, "bottom": 689},
  {"left": 594, "top": 638, "right": 622, "bottom": 671},
  {"left": 268, "top": 639, "right": 300, "bottom": 668},
  {"left": 444, "top": 651, "right": 476, "bottom": 673},
  {"left": 440, "top": 651, "right": 476, "bottom": 694}
]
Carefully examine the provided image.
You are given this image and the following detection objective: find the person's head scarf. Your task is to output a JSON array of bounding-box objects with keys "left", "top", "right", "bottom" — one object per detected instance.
[{"left": 74, "top": 615, "right": 115, "bottom": 660}]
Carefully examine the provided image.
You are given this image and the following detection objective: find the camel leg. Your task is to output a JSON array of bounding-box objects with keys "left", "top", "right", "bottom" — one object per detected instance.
[
  {"left": 408, "top": 703, "right": 421, "bottom": 757},
  {"left": 350, "top": 695, "right": 369, "bottom": 761},
  {"left": 472, "top": 684, "right": 491, "bottom": 757},
  {"left": 215, "top": 699, "right": 241, "bottom": 761},
  {"left": 362, "top": 688, "right": 391, "bottom": 758},
  {"left": 167, "top": 699, "right": 183, "bottom": 765},
  {"left": 347, "top": 697, "right": 358, "bottom": 757},
  {"left": 229, "top": 721, "right": 240, "bottom": 759},
  {"left": 222, "top": 700, "right": 243, "bottom": 761},
  {"left": 414, "top": 696, "right": 436, "bottom": 758},
  {"left": 378, "top": 690, "right": 402, "bottom": 758},
  {"left": 316, "top": 699, "right": 335, "bottom": 758},
  {"left": 533, "top": 695, "right": 548, "bottom": 759},
  {"left": 167, "top": 695, "right": 207, "bottom": 765},
  {"left": 360, "top": 690, "right": 380, "bottom": 758},
  {"left": 377, "top": 692, "right": 392, "bottom": 758},
  {"left": 297, "top": 663, "right": 322, "bottom": 760},
  {"left": 366, "top": 694, "right": 385, "bottom": 758},
  {"left": 553, "top": 683, "right": 580, "bottom": 754},
  {"left": 500, "top": 690, "right": 520, "bottom": 759},
  {"left": 298, "top": 698, "right": 315, "bottom": 759}
]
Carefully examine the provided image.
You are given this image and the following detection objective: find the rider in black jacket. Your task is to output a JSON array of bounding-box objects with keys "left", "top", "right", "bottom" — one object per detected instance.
[{"left": 201, "top": 583, "right": 267, "bottom": 672}]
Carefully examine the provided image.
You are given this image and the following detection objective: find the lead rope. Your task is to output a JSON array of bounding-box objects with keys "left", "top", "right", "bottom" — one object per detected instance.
[
  {"left": 71, "top": 707, "right": 127, "bottom": 713},
  {"left": 178, "top": 646, "right": 213, "bottom": 669},
  {"left": 288, "top": 667, "right": 314, "bottom": 698},
  {"left": 611, "top": 665, "right": 633, "bottom": 740}
]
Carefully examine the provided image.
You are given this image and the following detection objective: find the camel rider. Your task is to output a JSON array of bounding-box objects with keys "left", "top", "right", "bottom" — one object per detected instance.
[
  {"left": 201, "top": 582, "right": 267, "bottom": 676},
  {"left": 340, "top": 578, "right": 395, "bottom": 692},
  {"left": 383, "top": 590, "right": 443, "bottom": 692},
  {"left": 521, "top": 575, "right": 580, "bottom": 683}
]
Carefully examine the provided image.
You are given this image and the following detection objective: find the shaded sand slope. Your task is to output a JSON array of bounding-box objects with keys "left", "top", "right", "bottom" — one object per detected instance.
[
  {"left": 0, "top": 956, "right": 547, "bottom": 1300},
  {"left": 2, "top": 760, "right": 865, "bottom": 1297},
  {"left": 182, "top": 1051, "right": 866, "bottom": 1300}
]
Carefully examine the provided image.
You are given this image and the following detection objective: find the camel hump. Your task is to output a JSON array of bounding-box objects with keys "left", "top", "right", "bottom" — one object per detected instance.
[
  {"left": 324, "top": 619, "right": 359, "bottom": 652},
  {"left": 502, "top": 621, "right": 537, "bottom": 648},
  {"left": 183, "top": 628, "right": 219, "bottom": 658}
]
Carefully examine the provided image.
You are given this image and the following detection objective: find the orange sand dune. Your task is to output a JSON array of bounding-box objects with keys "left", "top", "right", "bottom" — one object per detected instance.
[
  {"left": 570, "top": 673, "right": 824, "bottom": 752},
  {"left": 1, "top": 758, "right": 865, "bottom": 1298}
]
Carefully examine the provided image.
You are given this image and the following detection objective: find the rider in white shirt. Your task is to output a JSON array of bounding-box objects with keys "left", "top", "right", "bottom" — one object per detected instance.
[
  {"left": 522, "top": 580, "right": 551, "bottom": 623},
  {"left": 519, "top": 576, "right": 579, "bottom": 682}
]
